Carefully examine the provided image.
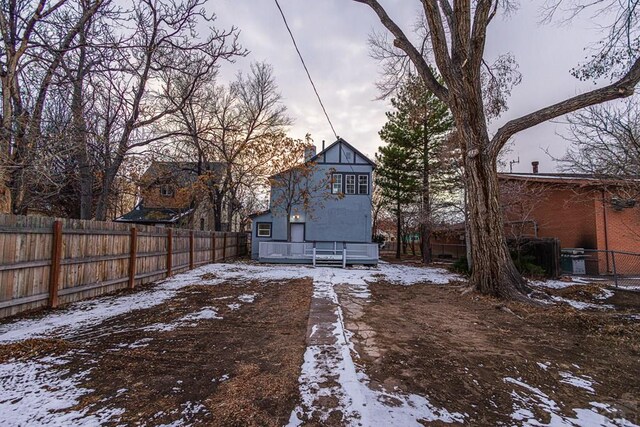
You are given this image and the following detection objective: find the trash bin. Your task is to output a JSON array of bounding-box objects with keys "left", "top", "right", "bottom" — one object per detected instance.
[{"left": 561, "top": 248, "right": 586, "bottom": 275}]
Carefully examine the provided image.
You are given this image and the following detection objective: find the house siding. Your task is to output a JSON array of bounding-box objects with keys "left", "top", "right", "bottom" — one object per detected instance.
[{"left": 251, "top": 140, "right": 374, "bottom": 260}]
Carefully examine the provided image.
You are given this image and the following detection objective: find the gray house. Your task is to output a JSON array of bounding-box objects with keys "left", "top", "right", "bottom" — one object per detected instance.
[{"left": 250, "top": 138, "right": 378, "bottom": 266}]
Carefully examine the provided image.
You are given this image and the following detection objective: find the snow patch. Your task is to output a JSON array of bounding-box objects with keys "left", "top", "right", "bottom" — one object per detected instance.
[
  {"left": 559, "top": 371, "right": 596, "bottom": 393},
  {"left": 551, "top": 296, "right": 614, "bottom": 310},
  {"left": 180, "top": 307, "right": 221, "bottom": 321},
  {"left": 0, "top": 266, "right": 220, "bottom": 343},
  {"left": 144, "top": 307, "right": 222, "bottom": 332},
  {"left": 238, "top": 293, "right": 257, "bottom": 303},
  {"left": 505, "top": 377, "right": 634, "bottom": 426},
  {"left": 289, "top": 274, "right": 465, "bottom": 426},
  {"left": 0, "top": 355, "right": 123, "bottom": 426}
]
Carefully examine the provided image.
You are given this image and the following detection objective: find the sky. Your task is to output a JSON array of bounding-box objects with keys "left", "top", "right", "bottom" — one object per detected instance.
[{"left": 211, "top": 0, "right": 614, "bottom": 174}]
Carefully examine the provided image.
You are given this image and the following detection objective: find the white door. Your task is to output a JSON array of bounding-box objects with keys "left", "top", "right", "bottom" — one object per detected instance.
[{"left": 290, "top": 223, "right": 305, "bottom": 242}]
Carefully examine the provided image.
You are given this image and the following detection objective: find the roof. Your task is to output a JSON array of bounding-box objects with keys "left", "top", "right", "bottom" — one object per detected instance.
[
  {"left": 498, "top": 173, "right": 640, "bottom": 187},
  {"left": 310, "top": 137, "right": 376, "bottom": 167},
  {"left": 248, "top": 209, "right": 271, "bottom": 219},
  {"left": 114, "top": 205, "right": 194, "bottom": 224},
  {"left": 268, "top": 137, "right": 375, "bottom": 180},
  {"left": 141, "top": 161, "right": 225, "bottom": 186}
]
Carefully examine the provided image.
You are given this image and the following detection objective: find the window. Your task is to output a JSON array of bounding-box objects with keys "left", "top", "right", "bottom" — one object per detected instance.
[
  {"left": 358, "top": 175, "right": 369, "bottom": 194},
  {"left": 160, "top": 184, "right": 174, "bottom": 197},
  {"left": 332, "top": 173, "right": 343, "bottom": 194},
  {"left": 345, "top": 175, "right": 356, "bottom": 194},
  {"left": 200, "top": 218, "right": 205, "bottom": 231},
  {"left": 256, "top": 222, "right": 272, "bottom": 238}
]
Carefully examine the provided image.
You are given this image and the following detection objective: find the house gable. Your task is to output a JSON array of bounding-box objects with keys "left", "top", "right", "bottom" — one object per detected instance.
[{"left": 311, "top": 138, "right": 375, "bottom": 167}]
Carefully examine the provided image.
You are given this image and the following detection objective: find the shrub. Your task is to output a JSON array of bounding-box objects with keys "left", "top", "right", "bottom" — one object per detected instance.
[{"left": 451, "top": 257, "right": 470, "bottom": 275}]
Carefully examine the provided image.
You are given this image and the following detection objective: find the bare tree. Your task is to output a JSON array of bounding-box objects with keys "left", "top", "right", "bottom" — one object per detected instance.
[
  {"left": 556, "top": 97, "right": 640, "bottom": 177},
  {"left": 165, "top": 62, "right": 291, "bottom": 231},
  {"left": 0, "top": 0, "right": 107, "bottom": 214},
  {"left": 353, "top": 0, "right": 640, "bottom": 299},
  {"left": 91, "top": 0, "right": 245, "bottom": 220}
]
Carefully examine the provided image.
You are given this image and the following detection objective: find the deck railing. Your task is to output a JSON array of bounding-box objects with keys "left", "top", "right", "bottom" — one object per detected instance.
[
  {"left": 258, "top": 242, "right": 314, "bottom": 259},
  {"left": 258, "top": 241, "right": 378, "bottom": 266}
]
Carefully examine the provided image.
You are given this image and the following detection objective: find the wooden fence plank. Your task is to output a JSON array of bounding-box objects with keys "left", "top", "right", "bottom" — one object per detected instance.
[
  {"left": 128, "top": 227, "right": 138, "bottom": 289},
  {"left": 167, "top": 228, "right": 173, "bottom": 277},
  {"left": 211, "top": 233, "right": 216, "bottom": 262},
  {"left": 48, "top": 220, "right": 62, "bottom": 308},
  {"left": 223, "top": 232, "right": 227, "bottom": 261},
  {"left": 189, "top": 230, "right": 194, "bottom": 269}
]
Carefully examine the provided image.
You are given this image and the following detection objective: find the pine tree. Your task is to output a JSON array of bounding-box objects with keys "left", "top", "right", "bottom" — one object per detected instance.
[
  {"left": 377, "top": 76, "right": 456, "bottom": 262},
  {"left": 375, "top": 144, "right": 419, "bottom": 259}
]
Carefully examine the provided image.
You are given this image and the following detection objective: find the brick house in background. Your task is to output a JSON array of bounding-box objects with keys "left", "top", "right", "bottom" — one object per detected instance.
[
  {"left": 498, "top": 167, "right": 640, "bottom": 274},
  {"left": 430, "top": 164, "right": 640, "bottom": 274},
  {"left": 115, "top": 161, "right": 231, "bottom": 231}
]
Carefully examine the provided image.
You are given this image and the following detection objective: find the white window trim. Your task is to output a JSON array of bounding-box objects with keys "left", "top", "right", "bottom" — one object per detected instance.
[
  {"left": 332, "top": 173, "right": 343, "bottom": 194},
  {"left": 257, "top": 223, "right": 272, "bottom": 237},
  {"left": 358, "top": 175, "right": 369, "bottom": 195},
  {"left": 345, "top": 174, "right": 356, "bottom": 194}
]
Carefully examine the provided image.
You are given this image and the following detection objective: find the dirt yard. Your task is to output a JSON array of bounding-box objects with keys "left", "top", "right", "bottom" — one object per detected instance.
[
  {"left": 0, "top": 269, "right": 312, "bottom": 426},
  {"left": 337, "top": 279, "right": 640, "bottom": 426},
  {"left": 0, "top": 261, "right": 639, "bottom": 426}
]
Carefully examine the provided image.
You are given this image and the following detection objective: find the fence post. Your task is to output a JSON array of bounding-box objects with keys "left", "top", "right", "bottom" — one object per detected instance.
[
  {"left": 128, "top": 227, "right": 138, "bottom": 289},
  {"left": 167, "top": 228, "right": 173, "bottom": 277},
  {"left": 189, "top": 230, "right": 195, "bottom": 269},
  {"left": 611, "top": 251, "right": 619, "bottom": 288},
  {"left": 48, "top": 220, "right": 63, "bottom": 309},
  {"left": 222, "top": 232, "right": 227, "bottom": 261},
  {"left": 211, "top": 232, "right": 216, "bottom": 263}
]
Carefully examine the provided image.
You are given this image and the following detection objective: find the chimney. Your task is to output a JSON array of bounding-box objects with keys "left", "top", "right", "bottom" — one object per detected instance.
[
  {"left": 322, "top": 140, "right": 325, "bottom": 150},
  {"left": 532, "top": 161, "right": 539, "bottom": 174},
  {"left": 304, "top": 145, "right": 317, "bottom": 161}
]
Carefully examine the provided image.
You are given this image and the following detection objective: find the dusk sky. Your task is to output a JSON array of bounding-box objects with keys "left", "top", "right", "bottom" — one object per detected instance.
[{"left": 213, "top": 0, "right": 616, "bottom": 173}]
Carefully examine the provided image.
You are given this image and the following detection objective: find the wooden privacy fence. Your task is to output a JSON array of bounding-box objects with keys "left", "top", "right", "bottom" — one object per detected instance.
[{"left": 0, "top": 214, "right": 249, "bottom": 319}]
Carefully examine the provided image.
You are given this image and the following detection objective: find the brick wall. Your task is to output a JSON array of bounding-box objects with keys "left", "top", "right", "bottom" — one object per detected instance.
[
  {"left": 594, "top": 190, "right": 640, "bottom": 274},
  {"left": 502, "top": 182, "right": 598, "bottom": 249}
]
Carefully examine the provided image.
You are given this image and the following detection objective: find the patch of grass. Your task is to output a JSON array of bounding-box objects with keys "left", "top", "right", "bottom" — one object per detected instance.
[{"left": 0, "top": 338, "right": 73, "bottom": 363}]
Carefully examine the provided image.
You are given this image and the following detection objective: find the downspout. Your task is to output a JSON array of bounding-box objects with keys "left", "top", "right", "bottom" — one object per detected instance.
[{"left": 602, "top": 189, "right": 610, "bottom": 272}]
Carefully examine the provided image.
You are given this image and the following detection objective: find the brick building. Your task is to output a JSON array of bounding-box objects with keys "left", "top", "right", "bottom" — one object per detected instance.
[
  {"left": 115, "top": 161, "right": 237, "bottom": 231},
  {"left": 498, "top": 170, "right": 640, "bottom": 274}
]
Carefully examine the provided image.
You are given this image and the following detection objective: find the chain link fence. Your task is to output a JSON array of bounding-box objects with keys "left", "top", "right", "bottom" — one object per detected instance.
[{"left": 562, "top": 248, "right": 640, "bottom": 288}]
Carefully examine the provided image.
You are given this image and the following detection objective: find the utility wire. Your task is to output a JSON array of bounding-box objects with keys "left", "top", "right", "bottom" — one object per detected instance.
[{"left": 273, "top": 0, "right": 338, "bottom": 139}]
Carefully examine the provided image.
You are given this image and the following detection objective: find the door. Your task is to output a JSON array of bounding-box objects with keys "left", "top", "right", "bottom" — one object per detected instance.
[{"left": 290, "top": 223, "right": 305, "bottom": 242}]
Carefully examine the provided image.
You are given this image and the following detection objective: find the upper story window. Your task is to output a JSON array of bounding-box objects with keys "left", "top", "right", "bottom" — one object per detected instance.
[
  {"left": 345, "top": 175, "right": 356, "bottom": 194},
  {"left": 160, "top": 184, "right": 174, "bottom": 197},
  {"left": 332, "top": 173, "right": 343, "bottom": 194},
  {"left": 358, "top": 175, "right": 369, "bottom": 195}
]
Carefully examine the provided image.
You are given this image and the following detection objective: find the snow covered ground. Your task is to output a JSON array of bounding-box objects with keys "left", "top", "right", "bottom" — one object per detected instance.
[
  {"left": 0, "top": 262, "right": 636, "bottom": 426},
  {"left": 286, "top": 269, "right": 466, "bottom": 426},
  {"left": 0, "top": 262, "right": 455, "bottom": 343},
  {"left": 0, "top": 262, "right": 459, "bottom": 426}
]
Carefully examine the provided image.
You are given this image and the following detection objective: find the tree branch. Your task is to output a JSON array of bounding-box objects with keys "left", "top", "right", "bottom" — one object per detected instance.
[
  {"left": 489, "top": 56, "right": 640, "bottom": 158},
  {"left": 352, "top": 0, "right": 449, "bottom": 102}
]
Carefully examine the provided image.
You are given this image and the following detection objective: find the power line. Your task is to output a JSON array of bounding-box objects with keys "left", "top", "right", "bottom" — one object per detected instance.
[{"left": 273, "top": 0, "right": 338, "bottom": 139}]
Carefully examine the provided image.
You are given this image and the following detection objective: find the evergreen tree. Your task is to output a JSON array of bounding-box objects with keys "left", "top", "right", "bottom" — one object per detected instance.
[
  {"left": 375, "top": 144, "right": 419, "bottom": 259},
  {"left": 377, "top": 75, "right": 456, "bottom": 262}
]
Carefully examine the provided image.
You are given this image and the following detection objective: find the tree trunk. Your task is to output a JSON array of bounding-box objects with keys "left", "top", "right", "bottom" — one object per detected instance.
[
  {"left": 70, "top": 29, "right": 93, "bottom": 220},
  {"left": 464, "top": 185, "right": 473, "bottom": 271},
  {"left": 395, "top": 199, "right": 401, "bottom": 259},
  {"left": 465, "top": 153, "right": 529, "bottom": 299},
  {"left": 420, "top": 122, "right": 432, "bottom": 263},
  {"left": 95, "top": 156, "right": 124, "bottom": 221},
  {"left": 212, "top": 189, "right": 223, "bottom": 231}
]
